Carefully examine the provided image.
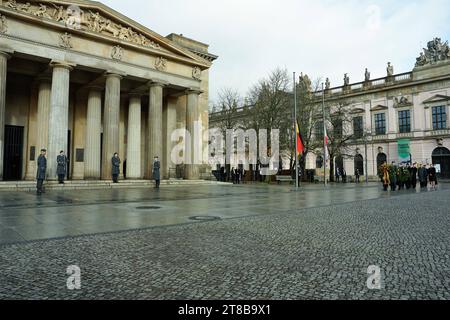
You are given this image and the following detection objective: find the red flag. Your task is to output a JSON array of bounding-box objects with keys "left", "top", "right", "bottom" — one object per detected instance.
[{"left": 296, "top": 122, "right": 305, "bottom": 156}]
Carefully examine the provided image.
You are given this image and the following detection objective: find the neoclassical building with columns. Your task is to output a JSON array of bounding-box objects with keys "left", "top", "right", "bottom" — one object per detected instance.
[{"left": 0, "top": 0, "right": 217, "bottom": 181}]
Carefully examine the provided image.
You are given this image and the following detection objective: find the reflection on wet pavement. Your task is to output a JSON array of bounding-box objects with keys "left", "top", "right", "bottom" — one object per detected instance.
[{"left": 0, "top": 182, "right": 447, "bottom": 245}]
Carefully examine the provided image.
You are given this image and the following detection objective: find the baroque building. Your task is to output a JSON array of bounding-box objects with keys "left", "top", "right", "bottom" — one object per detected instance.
[
  {"left": 0, "top": 0, "right": 217, "bottom": 181},
  {"left": 209, "top": 38, "right": 450, "bottom": 180},
  {"left": 307, "top": 37, "right": 450, "bottom": 180}
]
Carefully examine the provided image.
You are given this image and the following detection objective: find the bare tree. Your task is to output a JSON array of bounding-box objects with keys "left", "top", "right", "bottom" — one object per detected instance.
[
  {"left": 325, "top": 101, "right": 356, "bottom": 182},
  {"left": 211, "top": 88, "right": 244, "bottom": 177},
  {"left": 295, "top": 77, "right": 323, "bottom": 178},
  {"left": 247, "top": 68, "right": 292, "bottom": 176},
  {"left": 213, "top": 88, "right": 244, "bottom": 133}
]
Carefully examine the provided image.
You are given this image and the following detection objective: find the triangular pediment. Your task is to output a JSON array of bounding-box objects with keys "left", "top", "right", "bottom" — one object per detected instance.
[
  {"left": 371, "top": 104, "right": 388, "bottom": 111},
  {"left": 422, "top": 94, "right": 450, "bottom": 104},
  {"left": 0, "top": 0, "right": 210, "bottom": 67},
  {"left": 350, "top": 107, "right": 365, "bottom": 114}
]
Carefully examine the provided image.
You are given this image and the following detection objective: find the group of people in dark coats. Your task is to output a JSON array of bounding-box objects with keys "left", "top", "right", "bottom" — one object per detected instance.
[
  {"left": 380, "top": 161, "right": 438, "bottom": 192},
  {"left": 231, "top": 167, "right": 245, "bottom": 184},
  {"left": 36, "top": 149, "right": 68, "bottom": 195},
  {"left": 36, "top": 151, "right": 161, "bottom": 194},
  {"left": 111, "top": 154, "right": 160, "bottom": 188}
]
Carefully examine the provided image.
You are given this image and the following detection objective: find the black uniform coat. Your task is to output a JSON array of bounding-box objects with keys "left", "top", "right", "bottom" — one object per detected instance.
[
  {"left": 112, "top": 157, "right": 121, "bottom": 175},
  {"left": 153, "top": 160, "right": 161, "bottom": 181},
  {"left": 36, "top": 155, "right": 47, "bottom": 180},
  {"left": 57, "top": 155, "right": 68, "bottom": 175}
]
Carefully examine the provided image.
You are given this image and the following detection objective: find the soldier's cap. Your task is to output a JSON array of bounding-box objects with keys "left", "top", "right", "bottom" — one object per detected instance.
[{"left": 41, "top": 149, "right": 47, "bottom": 152}]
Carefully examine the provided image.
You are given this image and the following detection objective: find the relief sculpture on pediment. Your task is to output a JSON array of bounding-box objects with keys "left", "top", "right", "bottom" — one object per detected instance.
[
  {"left": 0, "top": 14, "right": 7, "bottom": 33},
  {"left": 2, "top": 0, "right": 161, "bottom": 50}
]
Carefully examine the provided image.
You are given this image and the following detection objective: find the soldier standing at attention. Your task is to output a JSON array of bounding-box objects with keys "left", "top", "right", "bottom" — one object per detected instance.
[
  {"left": 111, "top": 153, "right": 121, "bottom": 183},
  {"left": 57, "top": 150, "right": 68, "bottom": 184},
  {"left": 153, "top": 156, "right": 161, "bottom": 189},
  {"left": 36, "top": 149, "right": 47, "bottom": 195}
]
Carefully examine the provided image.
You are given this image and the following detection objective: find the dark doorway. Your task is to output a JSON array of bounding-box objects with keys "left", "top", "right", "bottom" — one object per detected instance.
[
  {"left": 354, "top": 154, "right": 364, "bottom": 176},
  {"left": 67, "top": 130, "right": 71, "bottom": 180},
  {"left": 432, "top": 147, "right": 450, "bottom": 179},
  {"left": 3, "top": 125, "right": 24, "bottom": 181},
  {"left": 316, "top": 155, "right": 324, "bottom": 169},
  {"left": 100, "top": 133, "right": 103, "bottom": 176},
  {"left": 335, "top": 156, "right": 344, "bottom": 174}
]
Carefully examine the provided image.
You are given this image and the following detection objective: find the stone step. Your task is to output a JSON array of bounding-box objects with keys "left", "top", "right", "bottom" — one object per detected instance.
[{"left": 0, "top": 180, "right": 232, "bottom": 192}]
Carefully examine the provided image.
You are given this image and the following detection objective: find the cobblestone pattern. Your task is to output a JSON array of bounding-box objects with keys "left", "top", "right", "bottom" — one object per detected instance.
[{"left": 0, "top": 190, "right": 449, "bottom": 300}]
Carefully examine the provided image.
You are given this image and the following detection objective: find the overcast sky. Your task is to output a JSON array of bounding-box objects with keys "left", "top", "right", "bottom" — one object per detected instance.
[{"left": 102, "top": 0, "right": 450, "bottom": 104}]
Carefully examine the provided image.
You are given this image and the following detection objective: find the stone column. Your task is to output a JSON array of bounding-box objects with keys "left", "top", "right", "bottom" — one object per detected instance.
[
  {"left": 148, "top": 82, "right": 164, "bottom": 179},
  {"left": 126, "top": 94, "right": 142, "bottom": 179},
  {"left": 47, "top": 61, "right": 73, "bottom": 180},
  {"left": 36, "top": 79, "right": 52, "bottom": 152},
  {"left": 84, "top": 88, "right": 102, "bottom": 179},
  {"left": 163, "top": 97, "right": 177, "bottom": 179},
  {"left": 185, "top": 90, "right": 202, "bottom": 180},
  {"left": 101, "top": 73, "right": 122, "bottom": 180},
  {"left": 0, "top": 50, "right": 11, "bottom": 180}
]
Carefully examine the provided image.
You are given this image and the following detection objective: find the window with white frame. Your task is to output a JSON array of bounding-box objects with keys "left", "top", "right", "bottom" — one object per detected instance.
[
  {"left": 374, "top": 113, "right": 386, "bottom": 135},
  {"left": 353, "top": 116, "right": 364, "bottom": 139},
  {"left": 398, "top": 110, "right": 411, "bottom": 133},
  {"left": 432, "top": 106, "right": 447, "bottom": 130}
]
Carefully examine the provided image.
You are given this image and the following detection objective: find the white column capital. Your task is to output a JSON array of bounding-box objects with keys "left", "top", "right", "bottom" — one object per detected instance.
[
  {"left": 147, "top": 80, "right": 169, "bottom": 88},
  {"left": 50, "top": 60, "right": 75, "bottom": 71},
  {"left": 186, "top": 88, "right": 203, "bottom": 95},
  {"left": 104, "top": 71, "right": 126, "bottom": 80}
]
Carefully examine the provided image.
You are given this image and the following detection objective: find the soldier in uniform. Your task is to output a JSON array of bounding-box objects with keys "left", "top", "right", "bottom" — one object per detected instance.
[
  {"left": 389, "top": 161, "right": 398, "bottom": 191},
  {"left": 57, "top": 150, "right": 68, "bottom": 184},
  {"left": 36, "top": 149, "right": 47, "bottom": 195},
  {"left": 111, "top": 153, "right": 121, "bottom": 183},
  {"left": 153, "top": 156, "right": 161, "bottom": 189}
]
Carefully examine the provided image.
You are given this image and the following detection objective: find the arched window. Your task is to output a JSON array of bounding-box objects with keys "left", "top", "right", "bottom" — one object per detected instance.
[
  {"left": 432, "top": 147, "right": 450, "bottom": 179},
  {"left": 354, "top": 154, "right": 364, "bottom": 175},
  {"left": 316, "top": 155, "right": 324, "bottom": 169}
]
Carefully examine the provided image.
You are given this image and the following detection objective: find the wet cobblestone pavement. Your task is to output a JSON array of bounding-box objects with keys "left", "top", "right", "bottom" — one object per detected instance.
[{"left": 0, "top": 184, "right": 449, "bottom": 300}]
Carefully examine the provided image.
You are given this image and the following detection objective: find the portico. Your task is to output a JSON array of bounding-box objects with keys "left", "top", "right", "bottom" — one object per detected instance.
[{"left": 0, "top": 0, "right": 217, "bottom": 181}]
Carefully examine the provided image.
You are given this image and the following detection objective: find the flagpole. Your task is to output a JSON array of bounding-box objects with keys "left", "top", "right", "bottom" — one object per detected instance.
[
  {"left": 322, "top": 82, "right": 327, "bottom": 187},
  {"left": 293, "top": 72, "right": 299, "bottom": 189}
]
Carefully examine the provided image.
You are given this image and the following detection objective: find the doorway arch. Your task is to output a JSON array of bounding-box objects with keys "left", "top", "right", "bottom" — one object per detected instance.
[
  {"left": 335, "top": 156, "right": 344, "bottom": 175},
  {"left": 354, "top": 154, "right": 364, "bottom": 176},
  {"left": 432, "top": 147, "right": 450, "bottom": 179}
]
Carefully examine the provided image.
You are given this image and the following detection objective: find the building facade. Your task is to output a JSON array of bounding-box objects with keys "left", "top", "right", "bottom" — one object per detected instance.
[
  {"left": 0, "top": 0, "right": 217, "bottom": 181},
  {"left": 306, "top": 38, "right": 450, "bottom": 180},
  {"left": 209, "top": 38, "right": 450, "bottom": 180}
]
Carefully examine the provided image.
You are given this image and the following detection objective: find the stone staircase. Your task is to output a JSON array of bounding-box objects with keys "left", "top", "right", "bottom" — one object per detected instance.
[{"left": 0, "top": 179, "right": 231, "bottom": 192}]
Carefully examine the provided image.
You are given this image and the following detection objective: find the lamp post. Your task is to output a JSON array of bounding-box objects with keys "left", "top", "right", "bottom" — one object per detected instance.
[{"left": 363, "top": 128, "right": 372, "bottom": 183}]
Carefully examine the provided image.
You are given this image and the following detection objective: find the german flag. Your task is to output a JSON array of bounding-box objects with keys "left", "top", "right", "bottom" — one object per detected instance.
[{"left": 296, "top": 122, "right": 305, "bottom": 156}]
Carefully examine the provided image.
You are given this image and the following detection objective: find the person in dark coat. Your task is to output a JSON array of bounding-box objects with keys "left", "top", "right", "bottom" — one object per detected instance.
[
  {"left": 36, "top": 149, "right": 47, "bottom": 195},
  {"left": 355, "top": 169, "right": 361, "bottom": 183},
  {"left": 231, "top": 168, "right": 236, "bottom": 184},
  {"left": 428, "top": 164, "right": 437, "bottom": 190},
  {"left": 153, "top": 156, "right": 161, "bottom": 189},
  {"left": 57, "top": 150, "right": 68, "bottom": 184},
  {"left": 389, "top": 162, "right": 397, "bottom": 191},
  {"left": 410, "top": 163, "right": 418, "bottom": 189},
  {"left": 111, "top": 153, "right": 121, "bottom": 183},
  {"left": 220, "top": 167, "right": 225, "bottom": 182},
  {"left": 418, "top": 164, "right": 428, "bottom": 188}
]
